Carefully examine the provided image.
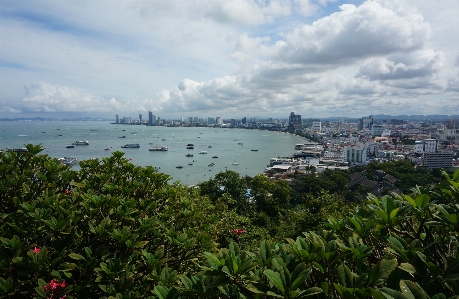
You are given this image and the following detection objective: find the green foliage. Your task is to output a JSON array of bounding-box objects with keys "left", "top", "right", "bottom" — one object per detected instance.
[
  {"left": 0, "top": 146, "right": 218, "bottom": 298},
  {"left": 2, "top": 145, "right": 459, "bottom": 298}
]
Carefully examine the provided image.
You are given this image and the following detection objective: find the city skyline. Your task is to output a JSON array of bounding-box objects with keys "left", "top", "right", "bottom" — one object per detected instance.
[{"left": 1, "top": 0, "right": 459, "bottom": 119}]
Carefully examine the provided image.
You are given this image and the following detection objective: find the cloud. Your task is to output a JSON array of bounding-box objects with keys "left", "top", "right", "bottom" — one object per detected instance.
[
  {"left": 14, "top": 82, "right": 125, "bottom": 113},
  {"left": 357, "top": 50, "right": 445, "bottom": 81},
  {"left": 271, "top": 1, "right": 429, "bottom": 66}
]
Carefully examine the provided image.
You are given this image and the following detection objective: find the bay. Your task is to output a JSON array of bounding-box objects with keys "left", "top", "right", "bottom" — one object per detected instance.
[{"left": 0, "top": 121, "right": 304, "bottom": 185}]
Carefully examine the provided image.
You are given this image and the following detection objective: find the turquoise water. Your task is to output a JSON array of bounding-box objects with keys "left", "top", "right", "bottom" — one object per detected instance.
[{"left": 0, "top": 121, "right": 304, "bottom": 185}]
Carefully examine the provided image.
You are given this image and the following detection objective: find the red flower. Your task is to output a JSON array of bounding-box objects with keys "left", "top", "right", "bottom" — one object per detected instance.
[
  {"left": 233, "top": 229, "right": 246, "bottom": 235},
  {"left": 65, "top": 189, "right": 71, "bottom": 194},
  {"left": 33, "top": 247, "right": 41, "bottom": 253}
]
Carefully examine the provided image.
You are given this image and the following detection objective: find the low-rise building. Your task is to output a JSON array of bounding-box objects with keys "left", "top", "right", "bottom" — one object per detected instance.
[{"left": 422, "top": 151, "right": 454, "bottom": 169}]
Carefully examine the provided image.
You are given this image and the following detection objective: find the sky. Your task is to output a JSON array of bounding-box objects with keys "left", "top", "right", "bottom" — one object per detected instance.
[{"left": 0, "top": 0, "right": 458, "bottom": 120}]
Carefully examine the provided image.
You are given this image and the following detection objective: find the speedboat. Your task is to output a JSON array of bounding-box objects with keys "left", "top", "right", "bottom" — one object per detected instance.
[
  {"left": 121, "top": 144, "right": 140, "bottom": 148},
  {"left": 72, "top": 140, "right": 89, "bottom": 145}
]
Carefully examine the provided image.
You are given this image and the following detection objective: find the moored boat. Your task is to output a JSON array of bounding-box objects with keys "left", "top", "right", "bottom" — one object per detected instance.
[
  {"left": 121, "top": 144, "right": 140, "bottom": 148},
  {"left": 199, "top": 151, "right": 207, "bottom": 154},
  {"left": 149, "top": 146, "right": 168, "bottom": 151},
  {"left": 66, "top": 145, "right": 74, "bottom": 148}
]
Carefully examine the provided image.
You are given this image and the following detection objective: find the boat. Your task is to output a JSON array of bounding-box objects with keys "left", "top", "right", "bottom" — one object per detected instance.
[
  {"left": 208, "top": 146, "right": 212, "bottom": 148},
  {"left": 72, "top": 140, "right": 89, "bottom": 145},
  {"left": 185, "top": 154, "right": 194, "bottom": 157},
  {"left": 131, "top": 132, "right": 138, "bottom": 134},
  {"left": 186, "top": 146, "right": 194, "bottom": 149},
  {"left": 188, "top": 163, "right": 193, "bottom": 165},
  {"left": 121, "top": 144, "right": 140, "bottom": 148},
  {"left": 176, "top": 166, "right": 183, "bottom": 169},
  {"left": 212, "top": 156, "right": 218, "bottom": 158},
  {"left": 90, "top": 129, "right": 99, "bottom": 131},
  {"left": 187, "top": 143, "right": 194, "bottom": 146},
  {"left": 7, "top": 148, "right": 28, "bottom": 153},
  {"left": 57, "top": 157, "right": 78, "bottom": 166},
  {"left": 251, "top": 149, "right": 258, "bottom": 152},
  {"left": 149, "top": 146, "right": 168, "bottom": 151},
  {"left": 199, "top": 151, "right": 207, "bottom": 154},
  {"left": 232, "top": 160, "right": 239, "bottom": 165},
  {"left": 118, "top": 136, "right": 126, "bottom": 138},
  {"left": 238, "top": 142, "right": 243, "bottom": 146},
  {"left": 105, "top": 148, "right": 110, "bottom": 151},
  {"left": 66, "top": 145, "right": 74, "bottom": 149},
  {"left": 208, "top": 163, "right": 215, "bottom": 166}
]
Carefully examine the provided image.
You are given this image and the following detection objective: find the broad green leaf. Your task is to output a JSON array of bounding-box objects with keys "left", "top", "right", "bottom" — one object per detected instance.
[
  {"left": 264, "top": 269, "right": 285, "bottom": 294},
  {"left": 68, "top": 253, "right": 86, "bottom": 260},
  {"left": 400, "top": 280, "right": 428, "bottom": 299},
  {"left": 203, "top": 252, "right": 221, "bottom": 267}
]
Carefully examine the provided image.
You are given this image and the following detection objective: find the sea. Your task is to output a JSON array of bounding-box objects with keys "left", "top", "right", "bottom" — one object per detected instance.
[{"left": 0, "top": 121, "right": 305, "bottom": 185}]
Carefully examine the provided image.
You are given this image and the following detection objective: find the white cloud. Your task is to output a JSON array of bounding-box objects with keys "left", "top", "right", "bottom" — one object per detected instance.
[{"left": 1, "top": 0, "right": 458, "bottom": 118}]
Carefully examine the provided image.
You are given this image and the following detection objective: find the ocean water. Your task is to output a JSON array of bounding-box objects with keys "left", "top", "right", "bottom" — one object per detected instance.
[{"left": 0, "top": 121, "right": 305, "bottom": 185}]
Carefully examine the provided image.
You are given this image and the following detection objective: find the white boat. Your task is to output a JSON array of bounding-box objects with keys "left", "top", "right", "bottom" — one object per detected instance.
[
  {"left": 121, "top": 144, "right": 140, "bottom": 148},
  {"left": 72, "top": 140, "right": 89, "bottom": 145},
  {"left": 149, "top": 146, "right": 168, "bottom": 151},
  {"left": 58, "top": 157, "right": 78, "bottom": 166},
  {"left": 199, "top": 151, "right": 207, "bottom": 154}
]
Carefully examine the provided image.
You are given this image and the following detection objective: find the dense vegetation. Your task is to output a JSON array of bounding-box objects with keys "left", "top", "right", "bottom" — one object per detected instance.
[{"left": 1, "top": 145, "right": 458, "bottom": 298}]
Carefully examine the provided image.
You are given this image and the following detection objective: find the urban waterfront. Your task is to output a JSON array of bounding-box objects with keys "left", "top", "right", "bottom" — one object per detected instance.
[{"left": 0, "top": 121, "right": 305, "bottom": 185}]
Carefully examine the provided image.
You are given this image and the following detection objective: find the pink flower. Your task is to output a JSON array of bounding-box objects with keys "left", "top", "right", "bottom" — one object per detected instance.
[
  {"left": 65, "top": 189, "right": 71, "bottom": 194},
  {"left": 233, "top": 229, "right": 246, "bottom": 235},
  {"left": 33, "top": 247, "right": 41, "bottom": 253}
]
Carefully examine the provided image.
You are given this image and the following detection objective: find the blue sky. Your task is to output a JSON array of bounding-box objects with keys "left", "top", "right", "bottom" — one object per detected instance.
[{"left": 0, "top": 0, "right": 458, "bottom": 119}]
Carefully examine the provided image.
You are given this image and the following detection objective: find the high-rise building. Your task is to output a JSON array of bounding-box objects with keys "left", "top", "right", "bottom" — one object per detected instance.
[
  {"left": 139, "top": 114, "right": 142, "bottom": 124},
  {"left": 216, "top": 117, "right": 222, "bottom": 125},
  {"left": 242, "top": 117, "right": 247, "bottom": 124},
  {"left": 288, "top": 112, "right": 302, "bottom": 130},
  {"left": 208, "top": 117, "right": 215, "bottom": 125},
  {"left": 116, "top": 115, "right": 119, "bottom": 124},
  {"left": 358, "top": 116, "right": 374, "bottom": 130}
]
